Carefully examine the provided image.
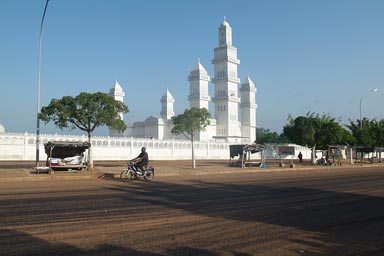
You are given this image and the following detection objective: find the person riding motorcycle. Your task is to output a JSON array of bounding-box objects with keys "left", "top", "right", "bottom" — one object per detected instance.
[{"left": 129, "top": 147, "right": 149, "bottom": 174}]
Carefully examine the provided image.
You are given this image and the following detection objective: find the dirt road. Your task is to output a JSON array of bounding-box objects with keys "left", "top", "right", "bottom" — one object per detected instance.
[{"left": 1, "top": 166, "right": 384, "bottom": 256}]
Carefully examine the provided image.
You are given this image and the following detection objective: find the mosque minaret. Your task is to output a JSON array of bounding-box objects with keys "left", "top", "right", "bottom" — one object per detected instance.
[
  {"left": 212, "top": 17, "right": 242, "bottom": 139},
  {"left": 160, "top": 89, "right": 175, "bottom": 120},
  {"left": 240, "top": 76, "right": 257, "bottom": 143},
  {"left": 109, "top": 80, "right": 125, "bottom": 120},
  {"left": 188, "top": 59, "right": 211, "bottom": 110},
  {"left": 109, "top": 18, "right": 257, "bottom": 144}
]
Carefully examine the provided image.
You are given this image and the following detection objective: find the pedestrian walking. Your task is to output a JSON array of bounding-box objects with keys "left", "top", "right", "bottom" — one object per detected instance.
[{"left": 298, "top": 152, "right": 303, "bottom": 164}]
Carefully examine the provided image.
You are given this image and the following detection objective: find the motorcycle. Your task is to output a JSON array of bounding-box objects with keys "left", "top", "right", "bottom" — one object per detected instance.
[{"left": 120, "top": 162, "right": 155, "bottom": 182}]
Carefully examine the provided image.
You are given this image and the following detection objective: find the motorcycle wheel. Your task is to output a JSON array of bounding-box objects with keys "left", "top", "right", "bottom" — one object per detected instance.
[
  {"left": 120, "top": 169, "right": 134, "bottom": 182},
  {"left": 144, "top": 169, "right": 154, "bottom": 181}
]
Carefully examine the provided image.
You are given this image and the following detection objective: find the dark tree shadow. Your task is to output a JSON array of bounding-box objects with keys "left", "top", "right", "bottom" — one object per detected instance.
[
  {"left": 2, "top": 173, "right": 384, "bottom": 255},
  {"left": 1, "top": 229, "right": 243, "bottom": 256},
  {"left": 105, "top": 178, "right": 384, "bottom": 255}
]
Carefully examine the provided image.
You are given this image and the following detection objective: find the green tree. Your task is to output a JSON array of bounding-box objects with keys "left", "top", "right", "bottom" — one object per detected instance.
[
  {"left": 284, "top": 112, "right": 353, "bottom": 148},
  {"left": 283, "top": 114, "right": 318, "bottom": 147},
  {"left": 39, "top": 92, "right": 128, "bottom": 169},
  {"left": 256, "top": 127, "right": 289, "bottom": 144},
  {"left": 347, "top": 118, "right": 382, "bottom": 146},
  {"left": 372, "top": 120, "right": 384, "bottom": 147},
  {"left": 317, "top": 118, "right": 355, "bottom": 148},
  {"left": 283, "top": 112, "right": 354, "bottom": 162},
  {"left": 171, "top": 107, "right": 211, "bottom": 168}
]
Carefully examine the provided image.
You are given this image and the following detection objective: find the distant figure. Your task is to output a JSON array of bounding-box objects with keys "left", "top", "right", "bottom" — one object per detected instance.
[{"left": 298, "top": 152, "right": 303, "bottom": 164}]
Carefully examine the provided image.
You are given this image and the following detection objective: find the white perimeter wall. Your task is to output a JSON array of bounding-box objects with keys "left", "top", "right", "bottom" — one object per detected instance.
[
  {"left": 0, "top": 133, "right": 313, "bottom": 161},
  {"left": 0, "top": 133, "right": 231, "bottom": 161}
]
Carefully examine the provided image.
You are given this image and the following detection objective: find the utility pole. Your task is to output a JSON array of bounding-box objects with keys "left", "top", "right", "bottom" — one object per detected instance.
[{"left": 36, "top": 0, "right": 50, "bottom": 167}]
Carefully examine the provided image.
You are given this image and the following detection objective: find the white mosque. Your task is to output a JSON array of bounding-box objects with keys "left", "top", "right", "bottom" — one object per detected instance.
[{"left": 109, "top": 18, "right": 257, "bottom": 143}]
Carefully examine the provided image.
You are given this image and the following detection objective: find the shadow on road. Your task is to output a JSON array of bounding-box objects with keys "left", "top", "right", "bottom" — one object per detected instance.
[
  {"left": 2, "top": 173, "right": 384, "bottom": 255},
  {"left": 0, "top": 229, "right": 252, "bottom": 256},
  {"left": 106, "top": 178, "right": 384, "bottom": 255}
]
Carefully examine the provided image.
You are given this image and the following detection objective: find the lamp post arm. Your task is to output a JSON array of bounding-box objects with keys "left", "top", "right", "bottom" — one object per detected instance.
[{"left": 37, "top": 0, "right": 49, "bottom": 115}]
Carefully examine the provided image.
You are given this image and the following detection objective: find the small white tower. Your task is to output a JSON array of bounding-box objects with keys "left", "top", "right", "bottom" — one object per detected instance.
[
  {"left": 109, "top": 80, "right": 125, "bottom": 120},
  {"left": 160, "top": 89, "right": 175, "bottom": 120},
  {"left": 240, "top": 76, "right": 257, "bottom": 143},
  {"left": 212, "top": 17, "right": 241, "bottom": 139},
  {"left": 188, "top": 59, "right": 211, "bottom": 110}
]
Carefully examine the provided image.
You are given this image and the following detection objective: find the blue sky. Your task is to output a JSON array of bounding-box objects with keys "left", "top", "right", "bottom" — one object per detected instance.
[{"left": 1, "top": 0, "right": 383, "bottom": 136}]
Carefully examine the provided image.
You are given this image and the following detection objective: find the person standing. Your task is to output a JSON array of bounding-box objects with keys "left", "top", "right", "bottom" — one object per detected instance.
[{"left": 298, "top": 152, "right": 303, "bottom": 164}]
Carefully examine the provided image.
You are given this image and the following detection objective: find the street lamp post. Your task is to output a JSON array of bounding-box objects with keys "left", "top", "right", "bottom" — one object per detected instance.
[
  {"left": 36, "top": 0, "right": 50, "bottom": 167},
  {"left": 359, "top": 88, "right": 378, "bottom": 129}
]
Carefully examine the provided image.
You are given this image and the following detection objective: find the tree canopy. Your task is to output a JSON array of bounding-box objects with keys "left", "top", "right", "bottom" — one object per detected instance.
[
  {"left": 171, "top": 107, "right": 211, "bottom": 168},
  {"left": 347, "top": 118, "right": 384, "bottom": 147},
  {"left": 39, "top": 92, "right": 128, "bottom": 168},
  {"left": 282, "top": 112, "right": 354, "bottom": 149},
  {"left": 171, "top": 107, "right": 211, "bottom": 141},
  {"left": 256, "top": 127, "right": 288, "bottom": 144},
  {"left": 259, "top": 113, "right": 384, "bottom": 153}
]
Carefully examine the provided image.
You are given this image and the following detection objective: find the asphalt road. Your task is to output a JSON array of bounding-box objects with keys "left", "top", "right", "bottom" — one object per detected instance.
[{"left": 1, "top": 166, "right": 384, "bottom": 256}]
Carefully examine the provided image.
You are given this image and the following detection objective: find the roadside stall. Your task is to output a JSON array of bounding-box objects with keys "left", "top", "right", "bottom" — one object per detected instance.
[
  {"left": 354, "top": 146, "right": 374, "bottom": 163},
  {"left": 44, "top": 141, "right": 90, "bottom": 172},
  {"left": 229, "top": 144, "right": 265, "bottom": 168},
  {"left": 354, "top": 146, "right": 383, "bottom": 163},
  {"left": 278, "top": 145, "right": 296, "bottom": 167}
]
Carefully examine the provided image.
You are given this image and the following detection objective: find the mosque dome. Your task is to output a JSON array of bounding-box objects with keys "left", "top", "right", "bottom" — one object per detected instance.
[{"left": 0, "top": 123, "right": 5, "bottom": 133}]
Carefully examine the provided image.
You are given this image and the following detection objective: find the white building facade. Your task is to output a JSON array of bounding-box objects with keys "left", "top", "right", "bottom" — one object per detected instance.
[{"left": 109, "top": 18, "right": 257, "bottom": 144}]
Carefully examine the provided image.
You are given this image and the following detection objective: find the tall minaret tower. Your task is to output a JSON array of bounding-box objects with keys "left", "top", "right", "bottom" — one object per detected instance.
[
  {"left": 109, "top": 80, "right": 125, "bottom": 120},
  {"left": 188, "top": 59, "right": 211, "bottom": 110},
  {"left": 240, "top": 76, "right": 257, "bottom": 143},
  {"left": 160, "top": 89, "right": 175, "bottom": 120},
  {"left": 212, "top": 17, "right": 241, "bottom": 138}
]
